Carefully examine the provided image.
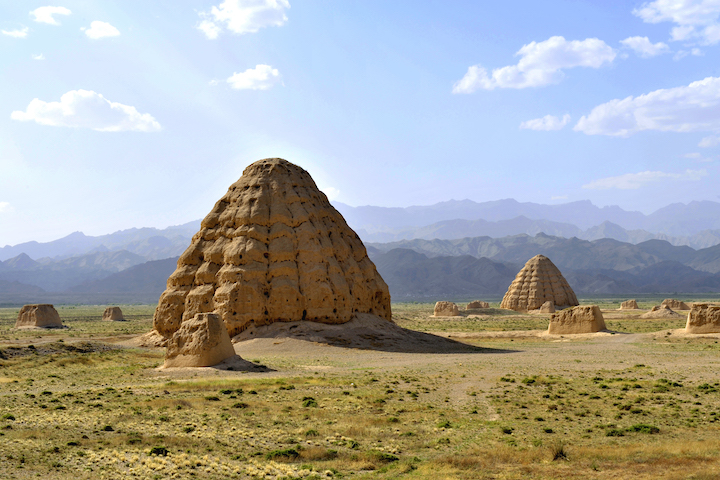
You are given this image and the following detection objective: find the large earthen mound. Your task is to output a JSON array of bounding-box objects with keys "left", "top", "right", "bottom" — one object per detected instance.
[
  {"left": 151, "top": 158, "right": 391, "bottom": 341},
  {"left": 434, "top": 301, "right": 460, "bottom": 317},
  {"left": 15, "top": 304, "right": 63, "bottom": 329},
  {"left": 685, "top": 303, "right": 720, "bottom": 334},
  {"left": 548, "top": 305, "right": 606, "bottom": 334},
  {"left": 500, "top": 255, "right": 578, "bottom": 312},
  {"left": 466, "top": 301, "right": 489, "bottom": 310},
  {"left": 164, "top": 313, "right": 237, "bottom": 368},
  {"left": 662, "top": 299, "right": 690, "bottom": 310},
  {"left": 641, "top": 305, "right": 682, "bottom": 318},
  {"left": 102, "top": 307, "right": 124, "bottom": 321},
  {"left": 620, "top": 299, "right": 638, "bottom": 310}
]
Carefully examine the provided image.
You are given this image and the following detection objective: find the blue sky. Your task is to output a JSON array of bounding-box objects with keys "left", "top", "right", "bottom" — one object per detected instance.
[{"left": 2, "top": 0, "right": 720, "bottom": 245}]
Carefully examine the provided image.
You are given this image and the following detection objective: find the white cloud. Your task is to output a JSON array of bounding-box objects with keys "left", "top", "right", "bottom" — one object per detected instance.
[
  {"left": 673, "top": 47, "right": 704, "bottom": 60},
  {"left": 452, "top": 36, "right": 615, "bottom": 93},
  {"left": 633, "top": 0, "right": 720, "bottom": 45},
  {"left": 321, "top": 187, "right": 340, "bottom": 201},
  {"left": 11, "top": 90, "right": 161, "bottom": 132},
  {"left": 620, "top": 36, "right": 670, "bottom": 57},
  {"left": 32, "top": 54, "right": 45, "bottom": 60},
  {"left": 0, "top": 202, "right": 9, "bottom": 213},
  {"left": 2, "top": 27, "right": 29, "bottom": 38},
  {"left": 685, "top": 152, "right": 703, "bottom": 158},
  {"left": 83, "top": 21, "right": 120, "bottom": 39},
  {"left": 699, "top": 134, "right": 720, "bottom": 147},
  {"left": 30, "top": 6, "right": 71, "bottom": 25},
  {"left": 520, "top": 114, "right": 571, "bottom": 131},
  {"left": 227, "top": 64, "right": 281, "bottom": 90},
  {"left": 197, "top": 0, "right": 290, "bottom": 39},
  {"left": 583, "top": 169, "right": 707, "bottom": 190},
  {"left": 574, "top": 76, "right": 720, "bottom": 136}
]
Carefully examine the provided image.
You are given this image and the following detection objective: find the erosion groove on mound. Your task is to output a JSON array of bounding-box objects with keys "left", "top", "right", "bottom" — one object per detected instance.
[
  {"left": 153, "top": 158, "right": 391, "bottom": 339},
  {"left": 501, "top": 254, "right": 579, "bottom": 312},
  {"left": 15, "top": 304, "right": 63, "bottom": 329}
]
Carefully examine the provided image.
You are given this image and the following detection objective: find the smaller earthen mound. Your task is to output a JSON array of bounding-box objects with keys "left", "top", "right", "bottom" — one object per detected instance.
[
  {"left": 685, "top": 303, "right": 720, "bottom": 334},
  {"left": 102, "top": 307, "right": 124, "bottom": 321},
  {"left": 641, "top": 305, "right": 682, "bottom": 319},
  {"left": 539, "top": 301, "right": 555, "bottom": 313},
  {"left": 619, "top": 299, "right": 638, "bottom": 310},
  {"left": 164, "top": 313, "right": 237, "bottom": 368},
  {"left": 662, "top": 299, "right": 690, "bottom": 310},
  {"left": 466, "top": 301, "right": 490, "bottom": 310},
  {"left": 434, "top": 301, "right": 460, "bottom": 317},
  {"left": 548, "top": 305, "right": 606, "bottom": 334},
  {"left": 15, "top": 304, "right": 63, "bottom": 329}
]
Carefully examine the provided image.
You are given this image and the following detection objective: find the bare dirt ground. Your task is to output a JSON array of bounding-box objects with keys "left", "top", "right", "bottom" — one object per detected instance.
[{"left": 1, "top": 301, "right": 720, "bottom": 479}]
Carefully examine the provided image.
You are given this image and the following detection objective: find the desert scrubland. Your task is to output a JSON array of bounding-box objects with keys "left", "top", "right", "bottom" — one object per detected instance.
[{"left": 1, "top": 301, "right": 720, "bottom": 479}]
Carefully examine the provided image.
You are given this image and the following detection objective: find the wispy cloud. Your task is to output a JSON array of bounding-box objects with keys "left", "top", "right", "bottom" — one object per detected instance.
[
  {"left": 453, "top": 36, "right": 615, "bottom": 93},
  {"left": 2, "top": 27, "right": 29, "bottom": 38},
  {"left": 83, "top": 21, "right": 120, "bottom": 39},
  {"left": 30, "top": 6, "right": 71, "bottom": 25},
  {"left": 227, "top": 64, "right": 281, "bottom": 90},
  {"left": 633, "top": 0, "right": 720, "bottom": 45},
  {"left": 574, "top": 76, "right": 720, "bottom": 136},
  {"left": 31, "top": 53, "right": 45, "bottom": 60},
  {"left": 11, "top": 90, "right": 161, "bottom": 132},
  {"left": 520, "top": 114, "right": 571, "bottom": 131},
  {"left": 620, "top": 36, "right": 670, "bottom": 57},
  {"left": 699, "top": 134, "right": 720, "bottom": 147},
  {"left": 583, "top": 169, "right": 707, "bottom": 190},
  {"left": 197, "top": 0, "right": 290, "bottom": 39},
  {"left": 0, "top": 202, "right": 9, "bottom": 213}
]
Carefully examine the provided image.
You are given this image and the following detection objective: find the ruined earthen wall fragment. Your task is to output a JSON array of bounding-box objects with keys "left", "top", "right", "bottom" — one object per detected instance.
[
  {"left": 434, "top": 301, "right": 459, "bottom": 317},
  {"left": 164, "top": 313, "right": 236, "bottom": 367},
  {"left": 548, "top": 305, "right": 606, "bottom": 334},
  {"left": 15, "top": 304, "right": 63, "bottom": 328},
  {"left": 685, "top": 303, "right": 720, "bottom": 334}
]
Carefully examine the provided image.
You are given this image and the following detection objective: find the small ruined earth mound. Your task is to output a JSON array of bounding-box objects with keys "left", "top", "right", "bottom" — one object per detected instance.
[
  {"left": 164, "top": 313, "right": 237, "bottom": 368},
  {"left": 661, "top": 299, "right": 690, "bottom": 311},
  {"left": 102, "top": 306, "right": 124, "bottom": 321},
  {"left": 434, "top": 301, "right": 460, "bottom": 317},
  {"left": 466, "top": 300, "right": 489, "bottom": 310},
  {"left": 548, "top": 305, "right": 606, "bottom": 334},
  {"left": 620, "top": 299, "right": 638, "bottom": 310},
  {"left": 501, "top": 255, "right": 578, "bottom": 312},
  {"left": 641, "top": 305, "right": 682, "bottom": 318},
  {"left": 685, "top": 303, "right": 720, "bottom": 334},
  {"left": 15, "top": 304, "right": 63, "bottom": 329},
  {"left": 539, "top": 301, "right": 555, "bottom": 313},
  {"left": 151, "top": 158, "right": 391, "bottom": 341}
]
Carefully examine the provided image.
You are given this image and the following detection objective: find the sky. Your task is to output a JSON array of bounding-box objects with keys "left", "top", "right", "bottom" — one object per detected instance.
[{"left": 2, "top": 0, "right": 720, "bottom": 246}]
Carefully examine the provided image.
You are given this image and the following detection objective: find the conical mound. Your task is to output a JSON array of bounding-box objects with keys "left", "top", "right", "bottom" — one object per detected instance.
[
  {"left": 152, "top": 158, "right": 391, "bottom": 340},
  {"left": 500, "top": 255, "right": 578, "bottom": 312}
]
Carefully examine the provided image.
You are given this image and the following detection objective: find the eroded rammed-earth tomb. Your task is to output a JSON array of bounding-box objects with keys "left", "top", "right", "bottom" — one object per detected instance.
[{"left": 151, "top": 158, "right": 391, "bottom": 342}]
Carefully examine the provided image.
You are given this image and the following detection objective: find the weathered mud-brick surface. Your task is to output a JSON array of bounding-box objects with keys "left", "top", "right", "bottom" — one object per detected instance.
[
  {"left": 620, "top": 299, "right": 638, "bottom": 310},
  {"left": 662, "top": 298, "right": 690, "bottom": 310},
  {"left": 500, "top": 255, "right": 578, "bottom": 312},
  {"left": 164, "top": 313, "right": 236, "bottom": 367},
  {"left": 15, "top": 304, "right": 63, "bottom": 328},
  {"left": 685, "top": 303, "right": 720, "bottom": 334},
  {"left": 434, "top": 301, "right": 459, "bottom": 317},
  {"left": 153, "top": 158, "right": 391, "bottom": 339},
  {"left": 102, "top": 306, "right": 124, "bottom": 321},
  {"left": 548, "top": 305, "right": 606, "bottom": 334},
  {"left": 466, "top": 301, "right": 489, "bottom": 310},
  {"left": 539, "top": 301, "right": 555, "bottom": 313}
]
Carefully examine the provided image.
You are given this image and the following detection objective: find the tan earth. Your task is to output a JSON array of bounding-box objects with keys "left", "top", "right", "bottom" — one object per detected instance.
[
  {"left": 547, "top": 305, "right": 606, "bottom": 334},
  {"left": 685, "top": 303, "right": 720, "bottom": 334},
  {"left": 662, "top": 298, "right": 690, "bottom": 310},
  {"left": 538, "top": 301, "right": 555, "bottom": 313},
  {"left": 163, "top": 313, "right": 237, "bottom": 368},
  {"left": 641, "top": 305, "right": 682, "bottom": 318},
  {"left": 15, "top": 304, "right": 63, "bottom": 329},
  {"left": 620, "top": 299, "right": 638, "bottom": 310},
  {"left": 466, "top": 300, "right": 489, "bottom": 309},
  {"left": 150, "top": 158, "right": 391, "bottom": 343},
  {"left": 102, "top": 306, "right": 124, "bottom": 321},
  {"left": 500, "top": 254, "right": 579, "bottom": 312},
  {"left": 433, "top": 301, "right": 460, "bottom": 317}
]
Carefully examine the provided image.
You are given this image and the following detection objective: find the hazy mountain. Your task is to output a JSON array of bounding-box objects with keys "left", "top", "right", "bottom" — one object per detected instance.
[{"left": 0, "top": 220, "right": 198, "bottom": 262}]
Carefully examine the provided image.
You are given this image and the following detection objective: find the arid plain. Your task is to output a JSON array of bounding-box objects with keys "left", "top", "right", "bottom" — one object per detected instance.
[{"left": 2, "top": 300, "right": 720, "bottom": 480}]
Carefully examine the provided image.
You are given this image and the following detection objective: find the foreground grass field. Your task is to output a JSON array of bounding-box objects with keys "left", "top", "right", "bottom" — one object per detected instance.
[{"left": 1, "top": 300, "right": 720, "bottom": 479}]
